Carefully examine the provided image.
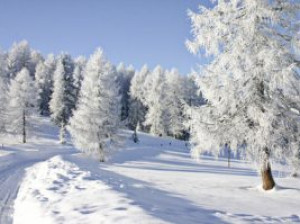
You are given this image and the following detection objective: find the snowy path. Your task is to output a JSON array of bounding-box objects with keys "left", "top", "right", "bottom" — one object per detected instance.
[
  {"left": 0, "top": 155, "right": 25, "bottom": 224},
  {"left": 0, "top": 150, "right": 74, "bottom": 224},
  {"left": 0, "top": 153, "right": 46, "bottom": 223},
  {"left": 0, "top": 117, "right": 75, "bottom": 224}
]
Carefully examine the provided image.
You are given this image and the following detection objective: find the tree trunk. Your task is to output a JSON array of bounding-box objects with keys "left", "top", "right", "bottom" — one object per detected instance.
[
  {"left": 291, "top": 172, "right": 298, "bottom": 178},
  {"left": 227, "top": 147, "right": 230, "bottom": 168},
  {"left": 98, "top": 143, "right": 105, "bottom": 162},
  {"left": 59, "top": 123, "right": 66, "bottom": 144},
  {"left": 261, "top": 148, "right": 275, "bottom": 190},
  {"left": 133, "top": 128, "right": 139, "bottom": 143},
  {"left": 22, "top": 110, "right": 26, "bottom": 143}
]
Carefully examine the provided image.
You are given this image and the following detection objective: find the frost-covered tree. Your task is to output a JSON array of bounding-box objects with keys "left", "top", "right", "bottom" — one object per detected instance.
[
  {"left": 0, "top": 52, "right": 8, "bottom": 133},
  {"left": 7, "top": 41, "right": 32, "bottom": 79},
  {"left": 7, "top": 68, "right": 36, "bottom": 143},
  {"left": 116, "top": 63, "right": 135, "bottom": 121},
  {"left": 35, "top": 54, "right": 56, "bottom": 116},
  {"left": 182, "top": 72, "right": 204, "bottom": 139},
  {"left": 29, "top": 50, "right": 44, "bottom": 77},
  {"left": 128, "top": 65, "right": 149, "bottom": 132},
  {"left": 73, "top": 56, "right": 86, "bottom": 106},
  {"left": 68, "top": 49, "right": 121, "bottom": 162},
  {"left": 0, "top": 77, "right": 7, "bottom": 133},
  {"left": 144, "top": 65, "right": 168, "bottom": 136},
  {"left": 49, "top": 54, "right": 75, "bottom": 144},
  {"left": 164, "top": 68, "right": 185, "bottom": 138},
  {"left": 0, "top": 51, "right": 8, "bottom": 82},
  {"left": 187, "top": 0, "right": 300, "bottom": 190}
]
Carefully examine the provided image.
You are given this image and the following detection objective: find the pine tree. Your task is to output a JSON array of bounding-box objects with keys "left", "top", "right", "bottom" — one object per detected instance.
[
  {"left": 29, "top": 50, "right": 44, "bottom": 77},
  {"left": 49, "top": 54, "right": 75, "bottom": 144},
  {"left": 6, "top": 41, "right": 32, "bottom": 79},
  {"left": 187, "top": 0, "right": 300, "bottom": 190},
  {"left": 144, "top": 65, "right": 168, "bottom": 136},
  {"left": 128, "top": 65, "right": 149, "bottom": 132},
  {"left": 35, "top": 56, "right": 55, "bottom": 116},
  {"left": 164, "top": 68, "right": 185, "bottom": 138},
  {"left": 73, "top": 56, "right": 86, "bottom": 106},
  {"left": 0, "top": 77, "right": 7, "bottom": 134},
  {"left": 182, "top": 72, "right": 204, "bottom": 140},
  {"left": 7, "top": 68, "right": 36, "bottom": 143},
  {"left": 68, "top": 49, "right": 121, "bottom": 162},
  {"left": 116, "top": 63, "right": 135, "bottom": 121}
]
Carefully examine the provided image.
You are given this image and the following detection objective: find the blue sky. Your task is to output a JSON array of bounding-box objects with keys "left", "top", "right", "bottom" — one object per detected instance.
[{"left": 0, "top": 0, "right": 211, "bottom": 74}]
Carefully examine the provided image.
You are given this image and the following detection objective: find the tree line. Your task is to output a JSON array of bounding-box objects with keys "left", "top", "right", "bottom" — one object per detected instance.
[{"left": 0, "top": 41, "right": 202, "bottom": 161}]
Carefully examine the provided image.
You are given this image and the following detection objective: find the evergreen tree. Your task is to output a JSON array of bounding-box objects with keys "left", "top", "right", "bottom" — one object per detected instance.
[
  {"left": 182, "top": 72, "right": 204, "bottom": 139},
  {"left": 6, "top": 41, "right": 32, "bottom": 79},
  {"left": 7, "top": 68, "right": 36, "bottom": 143},
  {"left": 49, "top": 54, "right": 75, "bottom": 144},
  {"left": 164, "top": 69, "right": 185, "bottom": 138},
  {"left": 35, "top": 55, "right": 55, "bottom": 116},
  {"left": 0, "top": 52, "right": 8, "bottom": 133},
  {"left": 73, "top": 56, "right": 87, "bottom": 106},
  {"left": 128, "top": 65, "right": 149, "bottom": 131},
  {"left": 29, "top": 50, "right": 44, "bottom": 77},
  {"left": 116, "top": 63, "right": 135, "bottom": 121},
  {"left": 0, "top": 76, "right": 7, "bottom": 133},
  {"left": 187, "top": 0, "right": 300, "bottom": 190},
  {"left": 144, "top": 65, "right": 168, "bottom": 136},
  {"left": 68, "top": 49, "right": 121, "bottom": 162}
]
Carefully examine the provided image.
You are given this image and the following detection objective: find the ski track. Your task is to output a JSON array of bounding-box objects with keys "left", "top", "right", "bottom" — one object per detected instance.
[
  {"left": 0, "top": 117, "right": 75, "bottom": 224},
  {"left": 0, "top": 160, "right": 26, "bottom": 224},
  {"left": 0, "top": 152, "right": 71, "bottom": 224}
]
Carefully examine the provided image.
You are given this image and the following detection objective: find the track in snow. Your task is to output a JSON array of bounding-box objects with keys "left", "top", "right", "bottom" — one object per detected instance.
[
  {"left": 0, "top": 117, "right": 75, "bottom": 224},
  {"left": 0, "top": 150, "right": 74, "bottom": 224}
]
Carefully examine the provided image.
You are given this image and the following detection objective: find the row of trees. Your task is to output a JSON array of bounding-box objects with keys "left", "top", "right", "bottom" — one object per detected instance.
[
  {"left": 0, "top": 41, "right": 202, "bottom": 161},
  {"left": 128, "top": 65, "right": 203, "bottom": 138}
]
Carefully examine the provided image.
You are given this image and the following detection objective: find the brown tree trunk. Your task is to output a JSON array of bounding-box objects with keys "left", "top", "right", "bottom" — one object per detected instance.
[{"left": 261, "top": 149, "right": 275, "bottom": 190}]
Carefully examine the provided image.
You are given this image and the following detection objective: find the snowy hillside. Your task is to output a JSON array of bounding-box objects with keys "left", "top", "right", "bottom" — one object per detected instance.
[{"left": 0, "top": 117, "right": 299, "bottom": 224}]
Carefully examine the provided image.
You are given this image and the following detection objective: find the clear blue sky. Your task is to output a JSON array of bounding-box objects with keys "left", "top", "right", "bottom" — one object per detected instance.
[{"left": 0, "top": 0, "right": 211, "bottom": 74}]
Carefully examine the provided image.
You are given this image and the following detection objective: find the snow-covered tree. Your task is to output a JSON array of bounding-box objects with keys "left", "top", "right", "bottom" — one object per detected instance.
[
  {"left": 128, "top": 65, "right": 149, "bottom": 132},
  {"left": 49, "top": 54, "right": 75, "bottom": 144},
  {"left": 187, "top": 0, "right": 300, "bottom": 190},
  {"left": 182, "top": 72, "right": 204, "bottom": 139},
  {"left": 0, "top": 77, "right": 7, "bottom": 133},
  {"left": 0, "top": 51, "right": 8, "bottom": 81},
  {"left": 29, "top": 50, "right": 44, "bottom": 77},
  {"left": 164, "top": 68, "right": 185, "bottom": 138},
  {"left": 116, "top": 63, "right": 135, "bottom": 121},
  {"left": 73, "top": 56, "right": 86, "bottom": 106},
  {"left": 35, "top": 54, "right": 56, "bottom": 116},
  {"left": 6, "top": 41, "right": 32, "bottom": 79},
  {"left": 7, "top": 68, "right": 36, "bottom": 143},
  {"left": 68, "top": 49, "right": 121, "bottom": 162},
  {"left": 144, "top": 65, "right": 168, "bottom": 136},
  {"left": 0, "top": 52, "right": 8, "bottom": 133}
]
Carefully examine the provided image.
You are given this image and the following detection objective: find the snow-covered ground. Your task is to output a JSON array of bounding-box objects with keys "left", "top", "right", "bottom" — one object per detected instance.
[{"left": 1, "top": 117, "right": 300, "bottom": 224}]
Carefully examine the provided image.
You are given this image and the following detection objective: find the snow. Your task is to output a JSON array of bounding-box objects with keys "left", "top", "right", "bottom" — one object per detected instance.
[
  {"left": 0, "top": 117, "right": 300, "bottom": 223},
  {"left": 14, "top": 155, "right": 163, "bottom": 224}
]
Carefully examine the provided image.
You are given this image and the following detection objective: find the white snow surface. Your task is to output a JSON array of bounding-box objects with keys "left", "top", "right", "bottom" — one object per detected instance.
[{"left": 0, "top": 117, "right": 300, "bottom": 224}]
